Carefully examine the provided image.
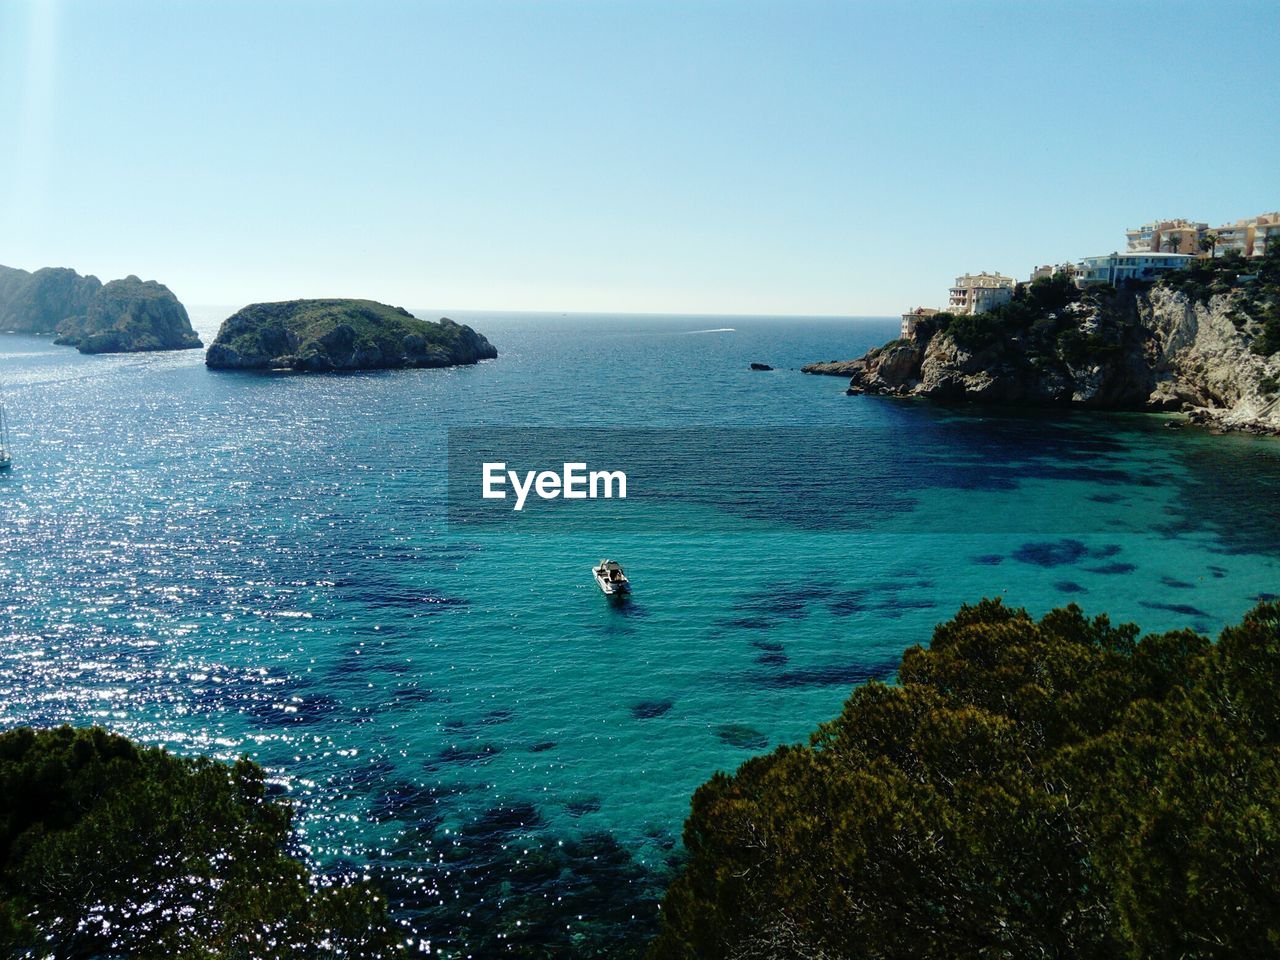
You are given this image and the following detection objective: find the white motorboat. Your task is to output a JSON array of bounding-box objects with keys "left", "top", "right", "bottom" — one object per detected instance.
[{"left": 592, "top": 559, "right": 630, "bottom": 595}]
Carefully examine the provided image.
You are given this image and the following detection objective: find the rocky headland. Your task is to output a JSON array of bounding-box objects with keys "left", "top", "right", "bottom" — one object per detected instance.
[
  {"left": 804, "top": 255, "right": 1280, "bottom": 435},
  {"left": 204, "top": 299, "right": 497, "bottom": 372},
  {"left": 54, "top": 276, "right": 202, "bottom": 354},
  {"left": 0, "top": 264, "right": 201, "bottom": 353}
]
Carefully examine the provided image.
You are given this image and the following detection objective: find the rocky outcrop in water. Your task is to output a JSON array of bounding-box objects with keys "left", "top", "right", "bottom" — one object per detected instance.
[
  {"left": 0, "top": 264, "right": 201, "bottom": 353},
  {"left": 54, "top": 276, "right": 201, "bottom": 354},
  {"left": 205, "top": 299, "right": 497, "bottom": 372},
  {"left": 0, "top": 266, "right": 102, "bottom": 335},
  {"left": 803, "top": 269, "right": 1280, "bottom": 435}
]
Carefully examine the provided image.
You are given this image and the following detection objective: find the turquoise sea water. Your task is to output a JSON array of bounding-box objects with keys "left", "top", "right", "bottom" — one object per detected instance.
[{"left": 1, "top": 311, "right": 1279, "bottom": 955}]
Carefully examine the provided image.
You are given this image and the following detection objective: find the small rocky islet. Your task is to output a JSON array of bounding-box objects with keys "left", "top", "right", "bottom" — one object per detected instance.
[
  {"left": 0, "top": 268, "right": 498, "bottom": 372},
  {"left": 0, "top": 264, "right": 200, "bottom": 354},
  {"left": 204, "top": 298, "right": 497, "bottom": 372}
]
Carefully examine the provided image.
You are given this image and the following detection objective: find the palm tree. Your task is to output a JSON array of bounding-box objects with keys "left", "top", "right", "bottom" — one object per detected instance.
[
  {"left": 1163, "top": 234, "right": 1184, "bottom": 254},
  {"left": 1199, "top": 232, "right": 1219, "bottom": 258}
]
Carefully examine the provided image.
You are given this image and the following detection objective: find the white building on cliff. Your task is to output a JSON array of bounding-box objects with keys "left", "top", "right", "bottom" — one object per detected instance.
[
  {"left": 947, "top": 272, "right": 1015, "bottom": 315},
  {"left": 1073, "top": 252, "right": 1193, "bottom": 287}
]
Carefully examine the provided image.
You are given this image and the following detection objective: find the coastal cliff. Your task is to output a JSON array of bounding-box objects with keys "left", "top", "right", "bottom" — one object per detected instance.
[
  {"left": 0, "top": 264, "right": 201, "bottom": 353},
  {"left": 1142, "top": 285, "right": 1280, "bottom": 431},
  {"left": 0, "top": 266, "right": 101, "bottom": 335},
  {"left": 205, "top": 299, "right": 497, "bottom": 372},
  {"left": 804, "top": 259, "right": 1280, "bottom": 434},
  {"left": 54, "top": 276, "right": 201, "bottom": 354}
]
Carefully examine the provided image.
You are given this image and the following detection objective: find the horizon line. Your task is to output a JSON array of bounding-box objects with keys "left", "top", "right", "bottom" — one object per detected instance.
[{"left": 186, "top": 303, "right": 901, "bottom": 322}]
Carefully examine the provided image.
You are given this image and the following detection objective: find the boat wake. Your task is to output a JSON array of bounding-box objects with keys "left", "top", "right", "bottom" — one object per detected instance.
[{"left": 681, "top": 327, "right": 735, "bottom": 334}]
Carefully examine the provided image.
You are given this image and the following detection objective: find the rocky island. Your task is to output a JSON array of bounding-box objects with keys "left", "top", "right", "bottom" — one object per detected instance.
[
  {"left": 204, "top": 298, "right": 497, "bottom": 372},
  {"left": 0, "top": 264, "right": 201, "bottom": 354},
  {"left": 54, "top": 276, "right": 202, "bottom": 354},
  {"left": 805, "top": 252, "right": 1280, "bottom": 434}
]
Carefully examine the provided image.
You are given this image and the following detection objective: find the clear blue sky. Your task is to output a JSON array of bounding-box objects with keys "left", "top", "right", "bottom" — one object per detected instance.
[{"left": 2, "top": 0, "right": 1277, "bottom": 315}]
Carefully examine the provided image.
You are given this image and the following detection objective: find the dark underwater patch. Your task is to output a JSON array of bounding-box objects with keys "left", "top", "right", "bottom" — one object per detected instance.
[
  {"left": 728, "top": 581, "right": 827, "bottom": 624},
  {"left": 1054, "top": 581, "right": 1087, "bottom": 594},
  {"left": 391, "top": 685, "right": 443, "bottom": 706},
  {"left": 749, "top": 640, "right": 784, "bottom": 652},
  {"left": 368, "top": 780, "right": 462, "bottom": 824},
  {"left": 1141, "top": 600, "right": 1211, "bottom": 619},
  {"left": 972, "top": 554, "right": 1004, "bottom": 565},
  {"left": 426, "top": 742, "right": 502, "bottom": 770},
  {"left": 630, "top": 699, "right": 674, "bottom": 720},
  {"left": 330, "top": 756, "right": 398, "bottom": 794},
  {"left": 528, "top": 740, "right": 557, "bottom": 753},
  {"left": 715, "top": 723, "right": 770, "bottom": 750},
  {"left": 1087, "top": 544, "right": 1122, "bottom": 559},
  {"left": 380, "top": 827, "right": 674, "bottom": 960},
  {"left": 186, "top": 668, "right": 347, "bottom": 733},
  {"left": 828, "top": 595, "right": 866, "bottom": 616},
  {"left": 754, "top": 658, "right": 897, "bottom": 690},
  {"left": 338, "top": 583, "right": 471, "bottom": 612},
  {"left": 244, "top": 692, "right": 344, "bottom": 727},
  {"left": 606, "top": 598, "right": 649, "bottom": 618},
  {"left": 1085, "top": 561, "right": 1138, "bottom": 575},
  {"left": 890, "top": 598, "right": 939, "bottom": 611},
  {"left": 755, "top": 650, "right": 788, "bottom": 667},
  {"left": 565, "top": 796, "right": 603, "bottom": 817},
  {"left": 719, "top": 616, "right": 776, "bottom": 630},
  {"left": 1013, "top": 539, "right": 1088, "bottom": 568},
  {"left": 1160, "top": 575, "right": 1195, "bottom": 589},
  {"left": 829, "top": 584, "right": 936, "bottom": 619},
  {"left": 643, "top": 823, "right": 679, "bottom": 851},
  {"left": 468, "top": 800, "right": 545, "bottom": 840},
  {"left": 1088, "top": 493, "right": 1126, "bottom": 504}
]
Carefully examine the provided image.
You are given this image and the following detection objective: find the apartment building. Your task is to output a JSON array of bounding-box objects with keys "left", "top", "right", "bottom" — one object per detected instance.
[
  {"left": 947, "top": 272, "right": 1015, "bottom": 315},
  {"left": 1125, "top": 212, "right": 1279, "bottom": 258},
  {"left": 1256, "top": 218, "right": 1280, "bottom": 257},
  {"left": 1125, "top": 219, "right": 1208, "bottom": 255},
  {"left": 1074, "top": 253, "right": 1194, "bottom": 287},
  {"left": 1209, "top": 212, "right": 1280, "bottom": 258}
]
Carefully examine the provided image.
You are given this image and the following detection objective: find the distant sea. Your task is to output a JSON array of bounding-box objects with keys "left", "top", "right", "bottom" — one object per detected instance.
[{"left": 2, "top": 310, "right": 1278, "bottom": 955}]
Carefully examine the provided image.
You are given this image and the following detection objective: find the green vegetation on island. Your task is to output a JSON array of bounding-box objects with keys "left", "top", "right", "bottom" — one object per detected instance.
[
  {"left": 0, "top": 264, "right": 201, "bottom": 354},
  {"left": 0, "top": 726, "right": 404, "bottom": 958},
  {"left": 205, "top": 299, "right": 498, "bottom": 372},
  {"left": 53, "top": 275, "right": 202, "bottom": 354},
  {"left": 649, "top": 599, "right": 1280, "bottom": 959}
]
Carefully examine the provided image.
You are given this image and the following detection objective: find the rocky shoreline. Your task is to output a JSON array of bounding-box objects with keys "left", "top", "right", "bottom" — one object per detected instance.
[{"left": 804, "top": 278, "right": 1280, "bottom": 437}]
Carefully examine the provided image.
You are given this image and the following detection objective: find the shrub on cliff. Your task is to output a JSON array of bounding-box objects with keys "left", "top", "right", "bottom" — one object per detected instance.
[
  {"left": 0, "top": 726, "right": 405, "bottom": 958},
  {"left": 942, "top": 272, "right": 1100, "bottom": 355},
  {"left": 649, "top": 600, "right": 1280, "bottom": 960},
  {"left": 1161, "top": 246, "right": 1280, "bottom": 356}
]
